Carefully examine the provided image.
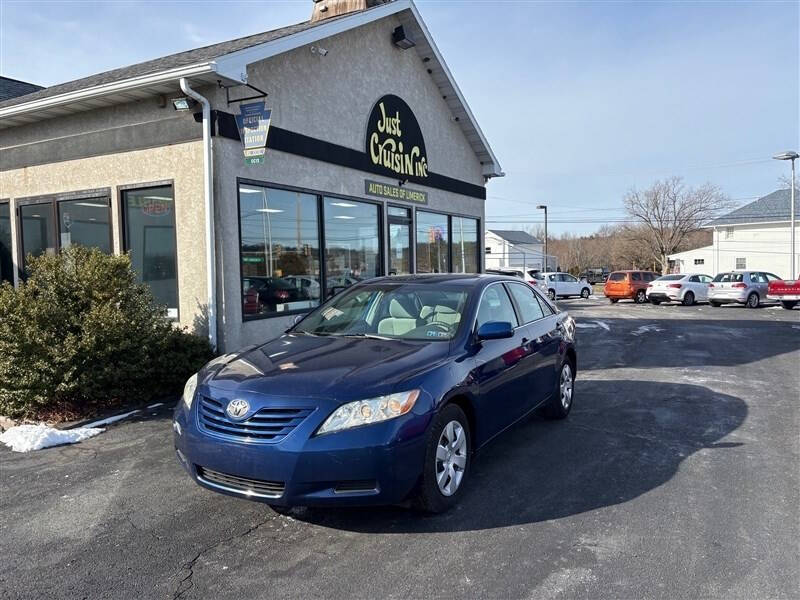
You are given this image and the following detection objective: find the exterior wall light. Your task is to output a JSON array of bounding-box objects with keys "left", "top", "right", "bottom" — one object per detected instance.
[
  {"left": 172, "top": 97, "right": 197, "bottom": 111},
  {"left": 393, "top": 26, "right": 415, "bottom": 50}
]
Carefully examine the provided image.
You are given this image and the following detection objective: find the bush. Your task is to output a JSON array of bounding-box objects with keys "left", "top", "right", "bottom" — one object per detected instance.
[{"left": 0, "top": 246, "right": 213, "bottom": 420}]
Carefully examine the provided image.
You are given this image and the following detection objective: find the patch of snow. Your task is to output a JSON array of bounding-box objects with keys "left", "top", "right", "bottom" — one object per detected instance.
[
  {"left": 792, "top": 325, "right": 800, "bottom": 330},
  {"left": 631, "top": 325, "right": 664, "bottom": 336},
  {"left": 82, "top": 409, "right": 140, "bottom": 429},
  {"left": 576, "top": 320, "right": 610, "bottom": 331},
  {"left": 0, "top": 424, "right": 104, "bottom": 453}
]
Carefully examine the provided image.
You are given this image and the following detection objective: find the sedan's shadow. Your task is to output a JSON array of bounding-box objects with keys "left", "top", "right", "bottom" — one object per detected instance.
[{"left": 289, "top": 380, "right": 746, "bottom": 533}]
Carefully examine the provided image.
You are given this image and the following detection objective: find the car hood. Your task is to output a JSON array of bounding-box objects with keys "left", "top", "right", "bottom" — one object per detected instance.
[{"left": 205, "top": 333, "right": 450, "bottom": 402}]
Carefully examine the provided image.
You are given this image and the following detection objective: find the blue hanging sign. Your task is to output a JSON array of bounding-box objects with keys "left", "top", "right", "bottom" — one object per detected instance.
[{"left": 236, "top": 101, "right": 272, "bottom": 165}]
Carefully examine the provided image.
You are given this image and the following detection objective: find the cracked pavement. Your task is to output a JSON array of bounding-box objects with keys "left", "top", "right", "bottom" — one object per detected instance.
[{"left": 1, "top": 300, "right": 798, "bottom": 599}]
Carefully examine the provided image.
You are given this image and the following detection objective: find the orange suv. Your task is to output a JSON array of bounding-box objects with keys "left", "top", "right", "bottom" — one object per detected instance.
[{"left": 604, "top": 270, "right": 659, "bottom": 304}]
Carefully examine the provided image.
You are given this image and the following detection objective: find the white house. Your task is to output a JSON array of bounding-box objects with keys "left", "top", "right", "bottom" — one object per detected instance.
[
  {"left": 484, "top": 229, "right": 555, "bottom": 272},
  {"left": 669, "top": 189, "right": 799, "bottom": 277}
]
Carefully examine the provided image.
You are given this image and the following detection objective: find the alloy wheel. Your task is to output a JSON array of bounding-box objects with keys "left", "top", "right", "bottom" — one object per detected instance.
[
  {"left": 636, "top": 290, "right": 646, "bottom": 303},
  {"left": 748, "top": 293, "right": 759, "bottom": 308},
  {"left": 581, "top": 288, "right": 590, "bottom": 298},
  {"left": 560, "top": 363, "right": 574, "bottom": 409},
  {"left": 435, "top": 421, "right": 467, "bottom": 496}
]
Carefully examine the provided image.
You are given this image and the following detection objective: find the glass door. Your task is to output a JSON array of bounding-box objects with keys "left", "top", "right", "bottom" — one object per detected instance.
[
  {"left": 387, "top": 206, "right": 412, "bottom": 275},
  {"left": 0, "top": 202, "right": 12, "bottom": 284}
]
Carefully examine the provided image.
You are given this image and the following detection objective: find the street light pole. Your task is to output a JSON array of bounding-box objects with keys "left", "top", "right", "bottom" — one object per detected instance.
[
  {"left": 537, "top": 204, "right": 548, "bottom": 270},
  {"left": 773, "top": 151, "right": 799, "bottom": 280}
]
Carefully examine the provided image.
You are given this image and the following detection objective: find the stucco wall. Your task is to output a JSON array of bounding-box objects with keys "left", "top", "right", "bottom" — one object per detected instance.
[{"left": 0, "top": 142, "right": 208, "bottom": 333}]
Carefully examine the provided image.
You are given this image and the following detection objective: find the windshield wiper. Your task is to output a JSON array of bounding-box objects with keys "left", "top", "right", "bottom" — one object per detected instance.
[
  {"left": 339, "top": 333, "right": 393, "bottom": 341},
  {"left": 293, "top": 330, "right": 334, "bottom": 337}
]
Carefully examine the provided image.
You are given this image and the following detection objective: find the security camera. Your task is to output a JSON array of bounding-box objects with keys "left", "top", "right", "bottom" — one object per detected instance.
[{"left": 311, "top": 46, "right": 329, "bottom": 56}]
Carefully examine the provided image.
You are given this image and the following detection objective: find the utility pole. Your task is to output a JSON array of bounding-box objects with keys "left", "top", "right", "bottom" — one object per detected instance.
[
  {"left": 537, "top": 205, "right": 548, "bottom": 270},
  {"left": 773, "top": 151, "right": 798, "bottom": 279}
]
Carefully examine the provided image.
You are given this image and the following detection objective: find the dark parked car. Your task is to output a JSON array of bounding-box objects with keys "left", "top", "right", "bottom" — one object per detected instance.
[
  {"left": 243, "top": 276, "right": 310, "bottom": 314},
  {"left": 174, "top": 274, "right": 577, "bottom": 513}
]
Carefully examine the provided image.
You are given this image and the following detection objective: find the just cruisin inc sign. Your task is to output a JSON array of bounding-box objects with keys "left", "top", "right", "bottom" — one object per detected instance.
[{"left": 366, "top": 95, "right": 428, "bottom": 179}]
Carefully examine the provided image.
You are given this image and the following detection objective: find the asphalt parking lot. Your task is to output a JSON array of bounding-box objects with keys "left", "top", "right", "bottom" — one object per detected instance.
[{"left": 1, "top": 298, "right": 799, "bottom": 599}]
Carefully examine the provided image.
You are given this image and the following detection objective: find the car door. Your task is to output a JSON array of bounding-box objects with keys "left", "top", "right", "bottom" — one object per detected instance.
[
  {"left": 560, "top": 273, "right": 580, "bottom": 296},
  {"left": 750, "top": 272, "right": 769, "bottom": 298},
  {"left": 505, "top": 282, "right": 559, "bottom": 411},
  {"left": 469, "top": 283, "right": 529, "bottom": 441},
  {"left": 696, "top": 275, "right": 713, "bottom": 301}
]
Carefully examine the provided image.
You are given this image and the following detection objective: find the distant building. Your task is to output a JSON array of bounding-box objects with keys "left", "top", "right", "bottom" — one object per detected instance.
[
  {"left": 0, "top": 76, "right": 43, "bottom": 102},
  {"left": 485, "top": 229, "right": 555, "bottom": 272},
  {"left": 669, "top": 189, "right": 799, "bottom": 276}
]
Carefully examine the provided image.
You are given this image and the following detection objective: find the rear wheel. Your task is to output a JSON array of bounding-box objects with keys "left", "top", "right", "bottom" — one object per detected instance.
[
  {"left": 682, "top": 291, "right": 695, "bottom": 306},
  {"left": 781, "top": 301, "right": 797, "bottom": 310},
  {"left": 746, "top": 292, "right": 760, "bottom": 309},
  {"left": 414, "top": 404, "right": 470, "bottom": 513},
  {"left": 580, "top": 287, "right": 590, "bottom": 299},
  {"left": 544, "top": 361, "right": 575, "bottom": 420},
  {"left": 548, "top": 289, "right": 556, "bottom": 300},
  {"left": 635, "top": 290, "right": 647, "bottom": 304}
]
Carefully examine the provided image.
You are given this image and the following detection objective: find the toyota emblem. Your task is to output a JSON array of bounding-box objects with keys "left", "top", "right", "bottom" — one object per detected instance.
[{"left": 226, "top": 399, "right": 250, "bottom": 420}]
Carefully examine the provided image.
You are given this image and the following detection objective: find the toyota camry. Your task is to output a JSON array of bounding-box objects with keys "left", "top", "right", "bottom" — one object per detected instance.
[{"left": 173, "top": 274, "right": 577, "bottom": 513}]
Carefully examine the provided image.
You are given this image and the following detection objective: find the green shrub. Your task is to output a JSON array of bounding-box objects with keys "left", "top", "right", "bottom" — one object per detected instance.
[{"left": 0, "top": 246, "right": 213, "bottom": 420}]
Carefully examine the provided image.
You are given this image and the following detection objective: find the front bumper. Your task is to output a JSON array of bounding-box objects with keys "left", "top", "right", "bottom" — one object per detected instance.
[{"left": 173, "top": 399, "right": 431, "bottom": 507}]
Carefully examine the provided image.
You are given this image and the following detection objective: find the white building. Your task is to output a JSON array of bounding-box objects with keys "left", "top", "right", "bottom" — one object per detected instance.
[
  {"left": 484, "top": 229, "right": 555, "bottom": 272},
  {"left": 669, "top": 189, "right": 799, "bottom": 277}
]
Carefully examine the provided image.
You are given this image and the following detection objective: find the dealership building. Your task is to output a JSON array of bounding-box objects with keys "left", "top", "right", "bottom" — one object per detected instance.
[{"left": 0, "top": 0, "right": 502, "bottom": 352}]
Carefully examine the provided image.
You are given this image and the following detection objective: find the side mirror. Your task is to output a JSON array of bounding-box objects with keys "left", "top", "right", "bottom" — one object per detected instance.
[{"left": 476, "top": 321, "right": 514, "bottom": 341}]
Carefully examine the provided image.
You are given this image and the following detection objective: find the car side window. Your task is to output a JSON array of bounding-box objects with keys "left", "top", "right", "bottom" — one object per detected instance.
[
  {"left": 700, "top": 275, "right": 712, "bottom": 283},
  {"left": 689, "top": 275, "right": 700, "bottom": 283},
  {"left": 565, "top": 274, "right": 578, "bottom": 283},
  {"left": 631, "top": 272, "right": 641, "bottom": 281},
  {"left": 764, "top": 272, "right": 781, "bottom": 282},
  {"left": 750, "top": 272, "right": 765, "bottom": 283},
  {"left": 506, "top": 283, "right": 545, "bottom": 324},
  {"left": 477, "top": 285, "right": 519, "bottom": 329}
]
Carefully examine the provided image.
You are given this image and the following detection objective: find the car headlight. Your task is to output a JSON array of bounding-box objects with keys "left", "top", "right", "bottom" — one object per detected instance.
[
  {"left": 181, "top": 373, "right": 198, "bottom": 410},
  {"left": 317, "top": 390, "right": 420, "bottom": 435}
]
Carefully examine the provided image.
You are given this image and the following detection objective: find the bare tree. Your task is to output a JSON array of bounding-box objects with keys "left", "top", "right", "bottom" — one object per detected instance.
[{"left": 623, "top": 177, "right": 732, "bottom": 274}]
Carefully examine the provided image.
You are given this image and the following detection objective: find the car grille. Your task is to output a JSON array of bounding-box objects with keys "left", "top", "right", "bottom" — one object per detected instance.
[
  {"left": 197, "top": 395, "right": 312, "bottom": 443},
  {"left": 196, "top": 466, "right": 284, "bottom": 498}
]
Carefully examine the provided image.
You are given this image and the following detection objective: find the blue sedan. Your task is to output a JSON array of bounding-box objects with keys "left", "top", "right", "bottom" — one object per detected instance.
[{"left": 173, "top": 274, "right": 577, "bottom": 512}]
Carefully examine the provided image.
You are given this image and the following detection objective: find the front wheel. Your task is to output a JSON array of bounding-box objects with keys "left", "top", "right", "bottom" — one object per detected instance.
[
  {"left": 746, "top": 292, "right": 760, "bottom": 309},
  {"left": 543, "top": 361, "right": 575, "bottom": 420},
  {"left": 414, "top": 404, "right": 470, "bottom": 513},
  {"left": 682, "top": 291, "right": 695, "bottom": 306},
  {"left": 580, "top": 288, "right": 590, "bottom": 299},
  {"left": 635, "top": 290, "right": 647, "bottom": 304}
]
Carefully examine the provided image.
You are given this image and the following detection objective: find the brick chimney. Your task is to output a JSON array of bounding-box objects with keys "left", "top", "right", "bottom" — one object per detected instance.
[{"left": 311, "top": 0, "right": 390, "bottom": 23}]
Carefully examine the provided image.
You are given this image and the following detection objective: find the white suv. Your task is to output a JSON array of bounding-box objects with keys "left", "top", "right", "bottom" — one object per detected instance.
[{"left": 540, "top": 272, "right": 592, "bottom": 300}]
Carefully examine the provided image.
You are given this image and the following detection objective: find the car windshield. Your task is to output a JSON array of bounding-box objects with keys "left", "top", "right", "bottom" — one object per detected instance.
[
  {"left": 608, "top": 272, "right": 627, "bottom": 281},
  {"left": 656, "top": 275, "right": 684, "bottom": 281},
  {"left": 294, "top": 282, "right": 470, "bottom": 341},
  {"left": 712, "top": 273, "right": 744, "bottom": 282}
]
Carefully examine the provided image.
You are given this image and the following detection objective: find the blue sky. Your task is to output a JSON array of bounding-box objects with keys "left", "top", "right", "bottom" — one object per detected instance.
[{"left": 1, "top": 0, "right": 797, "bottom": 235}]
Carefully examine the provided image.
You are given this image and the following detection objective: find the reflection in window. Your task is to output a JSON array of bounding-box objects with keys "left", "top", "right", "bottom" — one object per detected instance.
[
  {"left": 58, "top": 199, "right": 111, "bottom": 253},
  {"left": 20, "top": 203, "right": 56, "bottom": 263},
  {"left": 451, "top": 216, "right": 478, "bottom": 273},
  {"left": 0, "top": 203, "right": 12, "bottom": 284},
  {"left": 239, "top": 185, "right": 320, "bottom": 317},
  {"left": 416, "top": 211, "right": 449, "bottom": 273},
  {"left": 123, "top": 186, "right": 178, "bottom": 317},
  {"left": 323, "top": 197, "right": 380, "bottom": 298}
]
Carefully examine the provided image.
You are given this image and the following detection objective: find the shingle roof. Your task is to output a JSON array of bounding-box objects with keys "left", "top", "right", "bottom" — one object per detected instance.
[
  {"left": 708, "top": 189, "right": 800, "bottom": 227},
  {"left": 0, "top": 77, "right": 44, "bottom": 102},
  {"left": 488, "top": 229, "right": 542, "bottom": 245},
  {"left": 0, "top": 14, "right": 349, "bottom": 110}
]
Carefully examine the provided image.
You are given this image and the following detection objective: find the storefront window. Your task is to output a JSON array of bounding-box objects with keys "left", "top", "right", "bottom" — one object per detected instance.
[
  {"left": 323, "top": 197, "right": 381, "bottom": 297},
  {"left": 123, "top": 186, "right": 178, "bottom": 318},
  {"left": 0, "top": 202, "right": 12, "bottom": 284},
  {"left": 416, "top": 210, "right": 449, "bottom": 273},
  {"left": 20, "top": 203, "right": 56, "bottom": 263},
  {"left": 451, "top": 216, "right": 479, "bottom": 273},
  {"left": 388, "top": 206, "right": 411, "bottom": 276},
  {"left": 239, "top": 184, "right": 320, "bottom": 317},
  {"left": 58, "top": 199, "right": 111, "bottom": 253}
]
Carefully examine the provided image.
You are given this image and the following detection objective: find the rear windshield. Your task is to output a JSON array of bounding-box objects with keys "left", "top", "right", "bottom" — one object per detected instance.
[
  {"left": 712, "top": 273, "right": 744, "bottom": 283},
  {"left": 656, "top": 275, "right": 684, "bottom": 281},
  {"left": 608, "top": 272, "right": 627, "bottom": 281}
]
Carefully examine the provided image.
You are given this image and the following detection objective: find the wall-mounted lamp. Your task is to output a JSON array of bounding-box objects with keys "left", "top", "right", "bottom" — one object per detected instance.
[
  {"left": 171, "top": 97, "right": 197, "bottom": 111},
  {"left": 310, "top": 45, "right": 329, "bottom": 56},
  {"left": 392, "top": 25, "right": 415, "bottom": 50}
]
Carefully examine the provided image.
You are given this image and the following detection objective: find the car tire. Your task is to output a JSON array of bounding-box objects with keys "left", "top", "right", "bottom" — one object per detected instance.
[
  {"left": 609, "top": 298, "right": 618, "bottom": 304},
  {"left": 781, "top": 301, "right": 797, "bottom": 310},
  {"left": 548, "top": 289, "right": 556, "bottom": 301},
  {"left": 635, "top": 290, "right": 647, "bottom": 304},
  {"left": 413, "top": 404, "right": 471, "bottom": 514},
  {"left": 580, "top": 288, "right": 590, "bottom": 298},
  {"left": 746, "top": 292, "right": 760, "bottom": 309},
  {"left": 543, "top": 360, "right": 575, "bottom": 420},
  {"left": 682, "top": 291, "right": 695, "bottom": 306},
  {"left": 650, "top": 298, "right": 661, "bottom": 305}
]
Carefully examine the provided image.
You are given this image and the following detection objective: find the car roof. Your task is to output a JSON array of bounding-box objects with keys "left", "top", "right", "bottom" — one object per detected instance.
[{"left": 370, "top": 273, "right": 519, "bottom": 287}]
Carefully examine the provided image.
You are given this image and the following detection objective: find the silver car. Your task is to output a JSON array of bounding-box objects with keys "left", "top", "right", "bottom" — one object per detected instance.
[{"left": 708, "top": 271, "right": 782, "bottom": 308}]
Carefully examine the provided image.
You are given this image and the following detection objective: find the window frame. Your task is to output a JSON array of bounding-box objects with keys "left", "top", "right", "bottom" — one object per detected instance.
[
  {"left": 505, "top": 281, "right": 547, "bottom": 324},
  {"left": 0, "top": 199, "right": 13, "bottom": 285},
  {"left": 472, "top": 281, "right": 521, "bottom": 335},
  {"left": 119, "top": 181, "right": 179, "bottom": 321},
  {"left": 735, "top": 257, "right": 746, "bottom": 270},
  {"left": 414, "top": 207, "right": 482, "bottom": 275},
  {"left": 386, "top": 203, "right": 414, "bottom": 276},
  {"left": 16, "top": 188, "right": 112, "bottom": 273}
]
